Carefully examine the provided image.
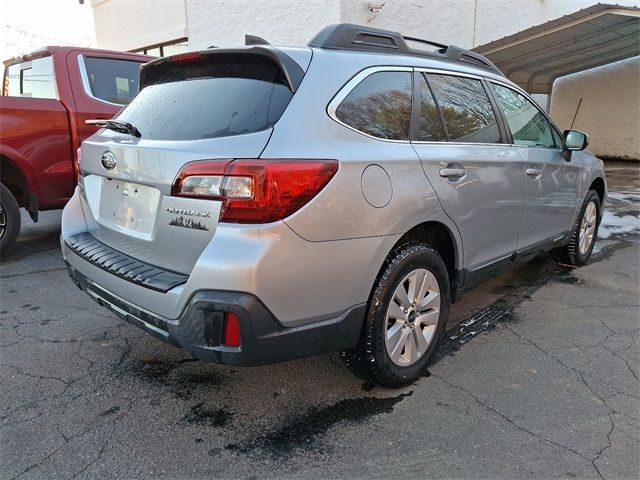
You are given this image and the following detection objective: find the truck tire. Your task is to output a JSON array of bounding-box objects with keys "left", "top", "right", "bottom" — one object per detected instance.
[
  {"left": 0, "top": 183, "right": 21, "bottom": 256},
  {"left": 341, "top": 242, "right": 450, "bottom": 388}
]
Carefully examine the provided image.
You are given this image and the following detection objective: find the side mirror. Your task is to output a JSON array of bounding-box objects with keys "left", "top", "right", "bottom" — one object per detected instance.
[{"left": 563, "top": 130, "right": 589, "bottom": 151}]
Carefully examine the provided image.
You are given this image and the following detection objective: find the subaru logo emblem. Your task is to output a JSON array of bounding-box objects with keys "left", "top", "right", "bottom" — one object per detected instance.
[{"left": 101, "top": 151, "right": 116, "bottom": 170}]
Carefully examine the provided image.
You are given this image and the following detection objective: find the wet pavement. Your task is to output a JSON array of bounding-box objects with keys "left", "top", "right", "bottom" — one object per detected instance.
[{"left": 1, "top": 162, "right": 638, "bottom": 479}]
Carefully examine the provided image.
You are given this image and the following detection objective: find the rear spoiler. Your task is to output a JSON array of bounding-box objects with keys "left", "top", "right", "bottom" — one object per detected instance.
[{"left": 139, "top": 46, "right": 305, "bottom": 93}]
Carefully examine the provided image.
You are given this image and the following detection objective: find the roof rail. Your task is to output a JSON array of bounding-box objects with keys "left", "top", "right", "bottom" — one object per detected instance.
[{"left": 308, "top": 23, "right": 504, "bottom": 77}]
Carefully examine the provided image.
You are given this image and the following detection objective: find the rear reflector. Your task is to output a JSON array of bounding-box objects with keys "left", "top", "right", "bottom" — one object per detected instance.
[
  {"left": 172, "top": 159, "right": 339, "bottom": 223},
  {"left": 223, "top": 312, "right": 241, "bottom": 347}
]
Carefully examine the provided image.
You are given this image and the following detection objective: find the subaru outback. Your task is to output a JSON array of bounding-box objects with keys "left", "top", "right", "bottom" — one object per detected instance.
[{"left": 61, "top": 24, "right": 606, "bottom": 387}]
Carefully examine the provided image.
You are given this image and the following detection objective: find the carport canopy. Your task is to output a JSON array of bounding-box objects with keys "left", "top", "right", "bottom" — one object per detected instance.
[{"left": 473, "top": 3, "right": 640, "bottom": 94}]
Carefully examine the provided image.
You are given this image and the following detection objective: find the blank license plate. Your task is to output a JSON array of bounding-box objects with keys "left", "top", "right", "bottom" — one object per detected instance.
[{"left": 98, "top": 179, "right": 161, "bottom": 238}]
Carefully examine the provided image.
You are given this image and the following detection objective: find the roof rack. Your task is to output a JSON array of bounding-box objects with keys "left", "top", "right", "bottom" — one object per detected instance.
[{"left": 308, "top": 23, "right": 504, "bottom": 77}]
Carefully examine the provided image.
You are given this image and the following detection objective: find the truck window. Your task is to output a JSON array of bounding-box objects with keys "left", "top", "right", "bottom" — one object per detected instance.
[
  {"left": 80, "top": 57, "right": 144, "bottom": 105},
  {"left": 3, "top": 56, "right": 57, "bottom": 99}
]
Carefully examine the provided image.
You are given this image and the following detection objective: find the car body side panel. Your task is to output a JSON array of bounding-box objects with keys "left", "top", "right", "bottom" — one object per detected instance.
[
  {"left": 265, "top": 50, "right": 463, "bottom": 269},
  {"left": 0, "top": 96, "right": 73, "bottom": 209},
  {"left": 517, "top": 147, "right": 582, "bottom": 249},
  {"left": 414, "top": 143, "right": 525, "bottom": 270}
]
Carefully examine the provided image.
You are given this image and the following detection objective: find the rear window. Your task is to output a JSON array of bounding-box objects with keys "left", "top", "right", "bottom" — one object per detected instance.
[
  {"left": 82, "top": 56, "right": 144, "bottom": 105},
  {"left": 3, "top": 56, "right": 56, "bottom": 99},
  {"left": 116, "top": 57, "right": 294, "bottom": 141}
]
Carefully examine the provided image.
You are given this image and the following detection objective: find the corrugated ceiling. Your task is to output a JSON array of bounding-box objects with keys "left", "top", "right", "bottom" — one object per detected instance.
[{"left": 473, "top": 3, "right": 640, "bottom": 93}]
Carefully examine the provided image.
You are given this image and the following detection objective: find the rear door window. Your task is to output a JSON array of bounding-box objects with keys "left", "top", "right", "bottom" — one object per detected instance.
[
  {"left": 335, "top": 71, "right": 412, "bottom": 141},
  {"left": 417, "top": 73, "right": 447, "bottom": 142},
  {"left": 425, "top": 74, "right": 501, "bottom": 143},
  {"left": 81, "top": 56, "right": 145, "bottom": 105},
  {"left": 490, "top": 83, "right": 558, "bottom": 148},
  {"left": 3, "top": 56, "right": 56, "bottom": 99},
  {"left": 116, "top": 57, "right": 294, "bottom": 140}
]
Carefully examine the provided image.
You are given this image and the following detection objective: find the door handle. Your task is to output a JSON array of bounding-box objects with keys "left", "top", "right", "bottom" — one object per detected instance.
[
  {"left": 526, "top": 168, "right": 542, "bottom": 177},
  {"left": 439, "top": 168, "right": 467, "bottom": 178}
]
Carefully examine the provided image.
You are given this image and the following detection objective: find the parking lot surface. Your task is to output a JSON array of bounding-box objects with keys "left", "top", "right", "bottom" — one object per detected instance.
[{"left": 1, "top": 163, "right": 638, "bottom": 479}]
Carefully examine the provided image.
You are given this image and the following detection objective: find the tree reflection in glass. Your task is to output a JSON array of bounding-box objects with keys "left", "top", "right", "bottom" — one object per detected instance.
[
  {"left": 336, "top": 72, "right": 412, "bottom": 140},
  {"left": 426, "top": 74, "right": 500, "bottom": 144}
]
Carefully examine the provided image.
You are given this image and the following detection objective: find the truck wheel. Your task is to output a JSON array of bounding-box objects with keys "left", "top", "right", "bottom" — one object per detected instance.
[
  {"left": 553, "top": 189, "right": 600, "bottom": 267},
  {"left": 341, "top": 242, "right": 450, "bottom": 388},
  {"left": 0, "top": 183, "right": 21, "bottom": 256}
]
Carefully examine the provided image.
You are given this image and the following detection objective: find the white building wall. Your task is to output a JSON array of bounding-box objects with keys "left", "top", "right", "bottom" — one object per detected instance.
[
  {"left": 186, "top": 0, "right": 341, "bottom": 49},
  {"left": 91, "top": 0, "right": 187, "bottom": 51}
]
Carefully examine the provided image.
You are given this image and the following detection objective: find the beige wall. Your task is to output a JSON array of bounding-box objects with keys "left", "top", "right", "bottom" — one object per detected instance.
[
  {"left": 91, "top": 0, "right": 187, "bottom": 51},
  {"left": 550, "top": 57, "right": 640, "bottom": 160}
]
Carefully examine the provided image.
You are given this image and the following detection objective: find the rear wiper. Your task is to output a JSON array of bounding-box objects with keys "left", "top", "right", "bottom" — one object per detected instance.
[{"left": 86, "top": 119, "right": 141, "bottom": 138}]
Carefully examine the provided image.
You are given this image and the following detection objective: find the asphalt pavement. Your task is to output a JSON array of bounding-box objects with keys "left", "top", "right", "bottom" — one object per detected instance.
[{"left": 1, "top": 162, "right": 638, "bottom": 479}]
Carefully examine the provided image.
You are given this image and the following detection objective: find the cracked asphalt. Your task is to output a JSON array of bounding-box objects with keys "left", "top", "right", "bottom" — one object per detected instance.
[{"left": 1, "top": 162, "right": 638, "bottom": 479}]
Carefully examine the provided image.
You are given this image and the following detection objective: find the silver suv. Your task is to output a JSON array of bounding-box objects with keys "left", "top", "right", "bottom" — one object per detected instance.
[{"left": 61, "top": 24, "right": 606, "bottom": 387}]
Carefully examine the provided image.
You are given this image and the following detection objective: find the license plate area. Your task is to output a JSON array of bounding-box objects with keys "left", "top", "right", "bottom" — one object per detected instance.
[{"left": 98, "top": 178, "right": 161, "bottom": 239}]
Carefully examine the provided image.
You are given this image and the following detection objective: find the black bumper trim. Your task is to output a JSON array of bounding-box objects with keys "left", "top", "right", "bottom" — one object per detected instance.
[
  {"left": 66, "top": 263, "right": 366, "bottom": 367},
  {"left": 64, "top": 232, "right": 188, "bottom": 293}
]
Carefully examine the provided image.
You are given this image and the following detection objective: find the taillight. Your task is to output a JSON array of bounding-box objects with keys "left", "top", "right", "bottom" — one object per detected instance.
[
  {"left": 172, "top": 159, "right": 339, "bottom": 223},
  {"left": 223, "top": 312, "right": 241, "bottom": 347},
  {"left": 168, "top": 52, "right": 203, "bottom": 63}
]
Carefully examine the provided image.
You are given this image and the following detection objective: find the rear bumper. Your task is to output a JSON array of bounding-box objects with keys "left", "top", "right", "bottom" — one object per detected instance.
[{"left": 66, "top": 262, "right": 366, "bottom": 366}]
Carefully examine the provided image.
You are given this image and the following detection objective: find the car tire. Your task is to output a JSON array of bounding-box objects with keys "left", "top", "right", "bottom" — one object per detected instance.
[
  {"left": 0, "top": 183, "right": 21, "bottom": 257},
  {"left": 553, "top": 189, "right": 601, "bottom": 267},
  {"left": 341, "top": 241, "right": 450, "bottom": 388}
]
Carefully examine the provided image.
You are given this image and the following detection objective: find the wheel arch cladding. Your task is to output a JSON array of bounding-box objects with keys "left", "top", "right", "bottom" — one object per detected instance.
[
  {"left": 589, "top": 177, "right": 606, "bottom": 204},
  {"left": 394, "top": 221, "right": 458, "bottom": 290},
  {"left": 0, "top": 155, "right": 30, "bottom": 206}
]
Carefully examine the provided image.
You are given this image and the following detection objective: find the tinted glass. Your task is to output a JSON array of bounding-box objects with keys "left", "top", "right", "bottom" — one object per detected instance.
[
  {"left": 335, "top": 71, "right": 412, "bottom": 140},
  {"left": 418, "top": 74, "right": 447, "bottom": 141},
  {"left": 83, "top": 57, "right": 145, "bottom": 105},
  {"left": 426, "top": 74, "right": 500, "bottom": 143},
  {"left": 117, "top": 60, "right": 293, "bottom": 140},
  {"left": 491, "top": 84, "right": 556, "bottom": 148},
  {"left": 3, "top": 56, "right": 56, "bottom": 99}
]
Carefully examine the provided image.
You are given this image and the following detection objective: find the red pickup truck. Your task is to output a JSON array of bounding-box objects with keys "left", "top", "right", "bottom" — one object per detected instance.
[{"left": 0, "top": 46, "right": 153, "bottom": 254}]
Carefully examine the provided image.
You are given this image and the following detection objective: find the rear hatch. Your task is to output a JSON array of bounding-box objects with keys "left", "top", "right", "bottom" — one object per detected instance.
[{"left": 77, "top": 47, "right": 309, "bottom": 274}]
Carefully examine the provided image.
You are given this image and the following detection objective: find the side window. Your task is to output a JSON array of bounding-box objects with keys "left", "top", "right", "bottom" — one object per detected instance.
[
  {"left": 82, "top": 57, "right": 144, "bottom": 105},
  {"left": 425, "top": 74, "right": 501, "bottom": 143},
  {"left": 491, "top": 84, "right": 556, "bottom": 148},
  {"left": 335, "top": 71, "right": 412, "bottom": 140},
  {"left": 418, "top": 74, "right": 447, "bottom": 142},
  {"left": 3, "top": 56, "right": 56, "bottom": 99}
]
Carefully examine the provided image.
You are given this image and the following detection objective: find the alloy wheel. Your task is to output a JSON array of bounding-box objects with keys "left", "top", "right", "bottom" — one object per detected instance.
[
  {"left": 578, "top": 201, "right": 597, "bottom": 255},
  {"left": 384, "top": 268, "right": 441, "bottom": 366}
]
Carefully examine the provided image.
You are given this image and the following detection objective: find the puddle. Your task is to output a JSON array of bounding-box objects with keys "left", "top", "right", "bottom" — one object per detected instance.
[
  {"left": 598, "top": 210, "right": 640, "bottom": 239},
  {"left": 225, "top": 392, "right": 412, "bottom": 457},
  {"left": 117, "top": 356, "right": 226, "bottom": 400},
  {"left": 182, "top": 402, "right": 233, "bottom": 428}
]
